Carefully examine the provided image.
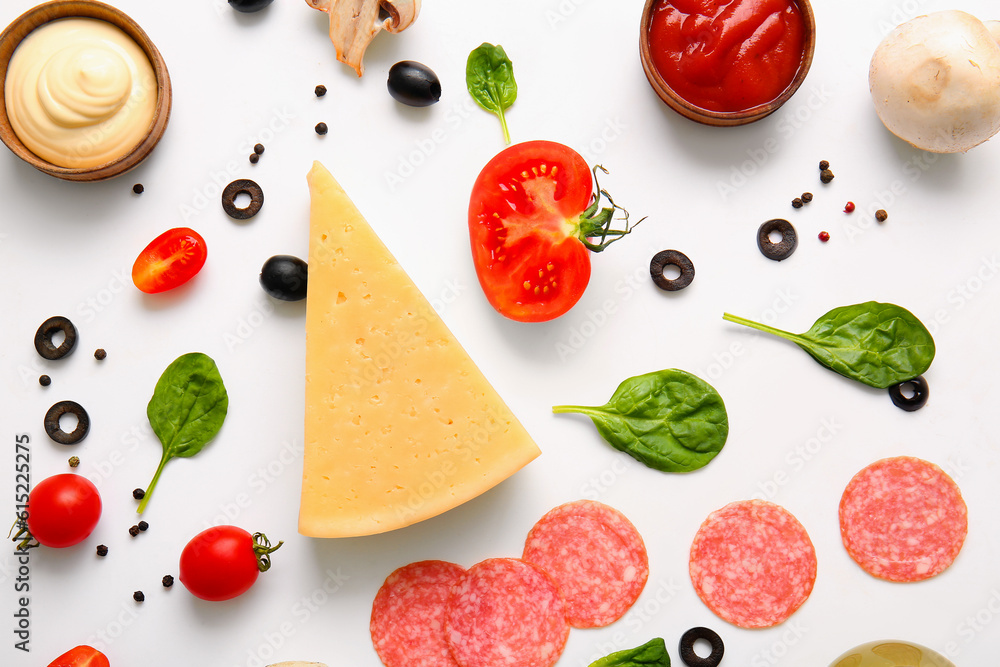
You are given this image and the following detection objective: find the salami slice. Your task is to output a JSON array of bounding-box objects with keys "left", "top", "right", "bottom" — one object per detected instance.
[
  {"left": 522, "top": 499, "right": 649, "bottom": 628},
  {"left": 371, "top": 560, "right": 466, "bottom": 667},
  {"left": 446, "top": 557, "right": 569, "bottom": 667},
  {"left": 839, "top": 456, "right": 968, "bottom": 582},
  {"left": 689, "top": 499, "right": 817, "bottom": 629}
]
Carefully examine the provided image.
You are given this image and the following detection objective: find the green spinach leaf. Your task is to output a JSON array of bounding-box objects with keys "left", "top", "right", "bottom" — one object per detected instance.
[
  {"left": 723, "top": 301, "right": 935, "bottom": 389},
  {"left": 466, "top": 42, "right": 517, "bottom": 144},
  {"left": 589, "top": 638, "right": 671, "bottom": 667},
  {"left": 138, "top": 352, "right": 229, "bottom": 513},
  {"left": 553, "top": 369, "right": 728, "bottom": 473}
]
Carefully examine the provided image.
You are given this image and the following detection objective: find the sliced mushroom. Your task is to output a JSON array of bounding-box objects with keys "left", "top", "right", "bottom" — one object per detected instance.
[{"left": 306, "top": 0, "right": 420, "bottom": 76}]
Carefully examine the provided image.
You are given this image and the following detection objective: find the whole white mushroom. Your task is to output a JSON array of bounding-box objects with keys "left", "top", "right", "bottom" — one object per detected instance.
[{"left": 869, "top": 10, "right": 1000, "bottom": 153}]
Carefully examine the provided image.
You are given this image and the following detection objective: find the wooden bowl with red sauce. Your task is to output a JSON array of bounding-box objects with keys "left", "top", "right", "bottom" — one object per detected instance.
[{"left": 640, "top": 0, "right": 816, "bottom": 126}]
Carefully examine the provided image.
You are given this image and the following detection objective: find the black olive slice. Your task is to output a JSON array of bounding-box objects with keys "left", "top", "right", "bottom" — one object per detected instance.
[
  {"left": 222, "top": 179, "right": 264, "bottom": 220},
  {"left": 34, "top": 316, "right": 78, "bottom": 360},
  {"left": 650, "top": 250, "right": 695, "bottom": 291},
  {"left": 889, "top": 376, "right": 929, "bottom": 412},
  {"left": 757, "top": 218, "right": 797, "bottom": 261},
  {"left": 679, "top": 626, "right": 725, "bottom": 667},
  {"left": 44, "top": 400, "right": 90, "bottom": 445}
]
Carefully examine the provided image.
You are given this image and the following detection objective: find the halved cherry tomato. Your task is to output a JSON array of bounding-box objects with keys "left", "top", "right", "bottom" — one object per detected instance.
[
  {"left": 179, "top": 526, "right": 282, "bottom": 601},
  {"left": 132, "top": 227, "right": 207, "bottom": 294},
  {"left": 47, "top": 645, "right": 109, "bottom": 667},
  {"left": 26, "top": 474, "right": 102, "bottom": 548},
  {"left": 468, "top": 140, "right": 638, "bottom": 322}
]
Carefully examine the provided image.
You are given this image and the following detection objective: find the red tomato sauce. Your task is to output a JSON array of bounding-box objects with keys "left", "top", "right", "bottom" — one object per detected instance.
[{"left": 647, "top": 0, "right": 806, "bottom": 112}]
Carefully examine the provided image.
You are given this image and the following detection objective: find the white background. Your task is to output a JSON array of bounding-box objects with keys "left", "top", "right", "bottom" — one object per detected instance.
[{"left": 2, "top": 0, "right": 999, "bottom": 665}]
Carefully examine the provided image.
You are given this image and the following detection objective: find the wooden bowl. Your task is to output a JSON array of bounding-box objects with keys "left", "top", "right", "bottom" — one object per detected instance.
[
  {"left": 639, "top": 0, "right": 816, "bottom": 127},
  {"left": 0, "top": 0, "right": 171, "bottom": 181}
]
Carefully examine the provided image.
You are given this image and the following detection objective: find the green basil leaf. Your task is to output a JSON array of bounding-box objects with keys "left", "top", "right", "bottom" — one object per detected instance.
[
  {"left": 553, "top": 369, "right": 728, "bottom": 473},
  {"left": 723, "top": 301, "right": 935, "bottom": 389},
  {"left": 138, "top": 352, "right": 229, "bottom": 513},
  {"left": 466, "top": 42, "right": 517, "bottom": 144},
  {"left": 589, "top": 638, "right": 671, "bottom": 667}
]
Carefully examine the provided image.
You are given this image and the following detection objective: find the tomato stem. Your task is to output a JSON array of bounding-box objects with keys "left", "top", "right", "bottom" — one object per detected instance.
[
  {"left": 8, "top": 514, "right": 39, "bottom": 551},
  {"left": 252, "top": 531, "right": 284, "bottom": 573},
  {"left": 576, "top": 165, "right": 644, "bottom": 253}
]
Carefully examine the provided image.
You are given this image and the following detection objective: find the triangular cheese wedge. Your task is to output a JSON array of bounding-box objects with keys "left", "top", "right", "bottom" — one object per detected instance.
[{"left": 300, "top": 162, "right": 540, "bottom": 537}]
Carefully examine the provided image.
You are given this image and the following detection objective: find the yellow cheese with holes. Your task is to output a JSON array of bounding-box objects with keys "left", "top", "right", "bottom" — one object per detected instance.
[{"left": 300, "top": 162, "right": 540, "bottom": 537}]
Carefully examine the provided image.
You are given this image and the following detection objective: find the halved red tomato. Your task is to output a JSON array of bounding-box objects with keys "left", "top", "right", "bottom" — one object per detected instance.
[
  {"left": 47, "top": 645, "right": 109, "bottom": 667},
  {"left": 132, "top": 227, "right": 207, "bottom": 294},
  {"left": 468, "top": 141, "right": 637, "bottom": 322}
]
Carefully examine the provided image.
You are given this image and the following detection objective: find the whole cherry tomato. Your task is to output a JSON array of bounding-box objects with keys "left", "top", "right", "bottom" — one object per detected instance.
[
  {"left": 132, "top": 227, "right": 207, "bottom": 294},
  {"left": 47, "top": 645, "right": 109, "bottom": 667},
  {"left": 26, "top": 474, "right": 102, "bottom": 548},
  {"left": 179, "top": 526, "right": 282, "bottom": 601},
  {"left": 468, "top": 140, "right": 639, "bottom": 322}
]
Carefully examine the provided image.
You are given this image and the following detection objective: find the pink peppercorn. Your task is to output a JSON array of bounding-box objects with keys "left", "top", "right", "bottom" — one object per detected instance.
[
  {"left": 818, "top": 231, "right": 830, "bottom": 242},
  {"left": 844, "top": 201, "right": 855, "bottom": 213}
]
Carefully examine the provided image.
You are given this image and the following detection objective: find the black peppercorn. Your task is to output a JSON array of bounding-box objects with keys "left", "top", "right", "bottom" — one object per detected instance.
[
  {"left": 791, "top": 198, "right": 803, "bottom": 208},
  {"left": 254, "top": 143, "right": 265, "bottom": 155},
  {"left": 96, "top": 544, "right": 108, "bottom": 557},
  {"left": 39, "top": 375, "right": 51, "bottom": 387},
  {"left": 94, "top": 348, "right": 107, "bottom": 360},
  {"left": 315, "top": 122, "right": 328, "bottom": 135},
  {"left": 162, "top": 575, "right": 174, "bottom": 588},
  {"left": 820, "top": 169, "right": 835, "bottom": 184},
  {"left": 801, "top": 192, "right": 813, "bottom": 203},
  {"left": 133, "top": 591, "right": 144, "bottom": 602},
  {"left": 129, "top": 525, "right": 140, "bottom": 537},
  {"left": 132, "top": 183, "right": 144, "bottom": 194},
  {"left": 315, "top": 84, "right": 327, "bottom": 97},
  {"left": 132, "top": 488, "right": 145, "bottom": 500},
  {"left": 138, "top": 521, "right": 149, "bottom": 532},
  {"left": 875, "top": 209, "right": 888, "bottom": 222},
  {"left": 819, "top": 160, "right": 830, "bottom": 171},
  {"left": 249, "top": 153, "right": 259, "bottom": 164}
]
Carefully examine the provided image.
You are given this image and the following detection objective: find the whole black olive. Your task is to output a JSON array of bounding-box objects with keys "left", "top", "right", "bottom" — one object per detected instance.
[
  {"left": 229, "top": 0, "right": 273, "bottom": 12},
  {"left": 387, "top": 61, "right": 442, "bottom": 107},
  {"left": 260, "top": 255, "right": 308, "bottom": 301}
]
